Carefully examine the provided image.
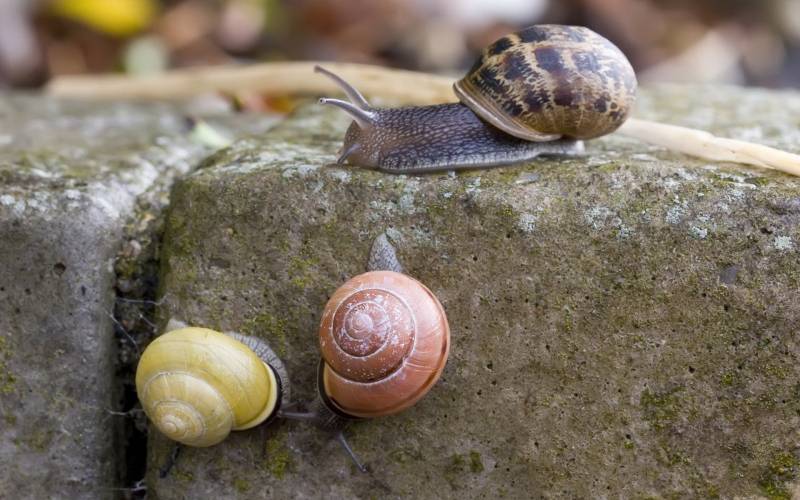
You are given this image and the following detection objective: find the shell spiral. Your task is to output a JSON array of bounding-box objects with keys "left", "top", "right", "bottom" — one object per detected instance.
[
  {"left": 135, "top": 327, "right": 279, "bottom": 447},
  {"left": 319, "top": 271, "right": 450, "bottom": 418},
  {"left": 454, "top": 24, "right": 637, "bottom": 141}
]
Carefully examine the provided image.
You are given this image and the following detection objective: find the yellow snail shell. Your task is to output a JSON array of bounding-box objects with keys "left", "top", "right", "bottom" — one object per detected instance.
[{"left": 135, "top": 327, "right": 280, "bottom": 447}]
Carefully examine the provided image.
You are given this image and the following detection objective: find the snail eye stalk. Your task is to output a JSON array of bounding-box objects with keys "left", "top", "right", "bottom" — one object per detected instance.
[{"left": 318, "top": 97, "right": 376, "bottom": 129}]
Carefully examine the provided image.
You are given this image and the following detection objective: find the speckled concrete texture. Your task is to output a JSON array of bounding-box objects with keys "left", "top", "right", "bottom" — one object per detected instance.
[
  {"left": 0, "top": 96, "right": 278, "bottom": 499},
  {"left": 149, "top": 86, "right": 800, "bottom": 498}
]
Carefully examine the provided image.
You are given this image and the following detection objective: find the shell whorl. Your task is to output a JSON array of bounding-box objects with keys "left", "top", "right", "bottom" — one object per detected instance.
[
  {"left": 454, "top": 24, "right": 637, "bottom": 141},
  {"left": 319, "top": 271, "right": 449, "bottom": 418},
  {"left": 135, "top": 327, "right": 280, "bottom": 447}
]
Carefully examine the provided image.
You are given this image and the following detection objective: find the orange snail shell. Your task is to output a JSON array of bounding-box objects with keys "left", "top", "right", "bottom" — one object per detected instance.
[{"left": 319, "top": 270, "right": 450, "bottom": 418}]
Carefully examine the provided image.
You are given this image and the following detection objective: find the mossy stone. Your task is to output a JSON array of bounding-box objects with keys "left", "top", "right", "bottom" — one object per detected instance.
[{"left": 150, "top": 84, "right": 800, "bottom": 498}]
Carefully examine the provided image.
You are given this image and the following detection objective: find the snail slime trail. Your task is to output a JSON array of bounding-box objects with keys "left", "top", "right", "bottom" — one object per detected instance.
[{"left": 317, "top": 25, "right": 635, "bottom": 173}]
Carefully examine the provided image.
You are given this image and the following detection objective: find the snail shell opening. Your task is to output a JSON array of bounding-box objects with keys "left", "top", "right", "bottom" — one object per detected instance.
[
  {"left": 319, "top": 271, "right": 450, "bottom": 418},
  {"left": 454, "top": 25, "right": 637, "bottom": 141},
  {"left": 135, "top": 327, "right": 279, "bottom": 447}
]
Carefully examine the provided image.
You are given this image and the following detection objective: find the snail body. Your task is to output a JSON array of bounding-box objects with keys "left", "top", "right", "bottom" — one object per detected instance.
[
  {"left": 319, "top": 25, "right": 635, "bottom": 173},
  {"left": 334, "top": 101, "right": 583, "bottom": 173},
  {"left": 135, "top": 326, "right": 288, "bottom": 447}
]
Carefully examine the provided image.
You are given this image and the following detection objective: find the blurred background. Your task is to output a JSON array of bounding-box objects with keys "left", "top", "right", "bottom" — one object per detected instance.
[{"left": 2, "top": 0, "right": 800, "bottom": 90}]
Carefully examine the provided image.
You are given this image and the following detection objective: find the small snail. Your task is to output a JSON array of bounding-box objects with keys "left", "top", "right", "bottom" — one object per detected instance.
[
  {"left": 318, "top": 25, "right": 636, "bottom": 173},
  {"left": 135, "top": 321, "right": 289, "bottom": 447},
  {"left": 279, "top": 233, "right": 450, "bottom": 471},
  {"left": 320, "top": 270, "right": 450, "bottom": 415}
]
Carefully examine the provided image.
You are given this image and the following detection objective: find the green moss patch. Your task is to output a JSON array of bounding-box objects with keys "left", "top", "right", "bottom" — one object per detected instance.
[{"left": 758, "top": 451, "right": 799, "bottom": 500}]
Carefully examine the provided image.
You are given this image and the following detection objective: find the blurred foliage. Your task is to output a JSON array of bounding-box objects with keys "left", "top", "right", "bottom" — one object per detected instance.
[
  {"left": 49, "top": 0, "right": 157, "bottom": 36},
  {"left": 0, "top": 0, "right": 799, "bottom": 89}
]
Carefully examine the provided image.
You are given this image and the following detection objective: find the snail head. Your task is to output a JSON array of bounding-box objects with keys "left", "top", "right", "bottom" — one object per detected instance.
[{"left": 315, "top": 65, "right": 383, "bottom": 168}]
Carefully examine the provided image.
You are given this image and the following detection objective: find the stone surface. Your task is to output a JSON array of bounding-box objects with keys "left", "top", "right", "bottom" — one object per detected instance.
[
  {"left": 0, "top": 95, "right": 278, "bottom": 499},
  {"left": 150, "top": 85, "right": 800, "bottom": 499}
]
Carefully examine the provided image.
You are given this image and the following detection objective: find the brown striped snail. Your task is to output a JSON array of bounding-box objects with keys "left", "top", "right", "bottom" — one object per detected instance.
[
  {"left": 318, "top": 25, "right": 636, "bottom": 173},
  {"left": 135, "top": 235, "right": 449, "bottom": 472}
]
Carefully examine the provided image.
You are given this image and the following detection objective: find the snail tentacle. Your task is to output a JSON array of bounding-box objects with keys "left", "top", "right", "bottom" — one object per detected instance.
[
  {"left": 337, "top": 142, "right": 361, "bottom": 165},
  {"left": 318, "top": 98, "right": 376, "bottom": 129},
  {"left": 158, "top": 444, "right": 182, "bottom": 479},
  {"left": 336, "top": 431, "right": 367, "bottom": 473},
  {"left": 314, "top": 65, "right": 371, "bottom": 109},
  {"left": 279, "top": 362, "right": 366, "bottom": 471},
  {"left": 278, "top": 408, "right": 366, "bottom": 472}
]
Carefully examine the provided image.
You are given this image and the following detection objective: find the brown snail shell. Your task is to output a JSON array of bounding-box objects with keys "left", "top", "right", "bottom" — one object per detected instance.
[
  {"left": 454, "top": 25, "right": 637, "bottom": 142},
  {"left": 318, "top": 270, "right": 450, "bottom": 418}
]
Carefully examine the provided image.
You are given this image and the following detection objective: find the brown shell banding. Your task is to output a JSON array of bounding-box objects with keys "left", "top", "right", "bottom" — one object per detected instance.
[
  {"left": 319, "top": 271, "right": 450, "bottom": 418},
  {"left": 454, "top": 25, "right": 637, "bottom": 141},
  {"left": 322, "top": 287, "right": 415, "bottom": 382}
]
